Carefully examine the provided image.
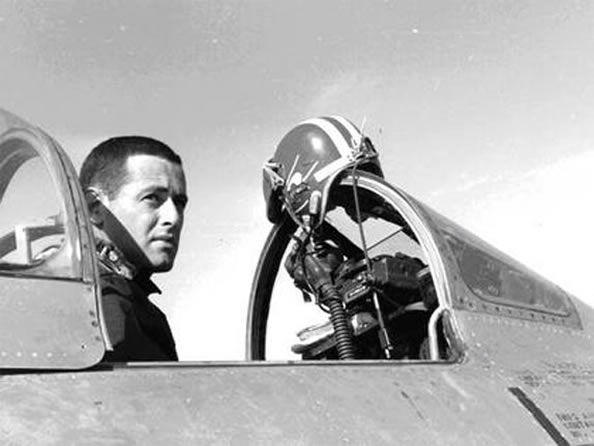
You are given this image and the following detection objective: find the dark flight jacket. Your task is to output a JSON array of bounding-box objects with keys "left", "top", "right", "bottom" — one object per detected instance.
[{"left": 97, "top": 243, "right": 178, "bottom": 362}]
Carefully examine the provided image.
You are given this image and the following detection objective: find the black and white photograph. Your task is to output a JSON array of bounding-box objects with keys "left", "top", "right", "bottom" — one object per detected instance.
[{"left": 1, "top": 1, "right": 593, "bottom": 444}]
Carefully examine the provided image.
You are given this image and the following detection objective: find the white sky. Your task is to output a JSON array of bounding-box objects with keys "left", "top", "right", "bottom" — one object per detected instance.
[{"left": 1, "top": 1, "right": 593, "bottom": 360}]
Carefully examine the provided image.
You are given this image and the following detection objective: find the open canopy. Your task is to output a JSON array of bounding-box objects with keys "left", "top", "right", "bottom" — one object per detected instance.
[{"left": 0, "top": 109, "right": 105, "bottom": 369}]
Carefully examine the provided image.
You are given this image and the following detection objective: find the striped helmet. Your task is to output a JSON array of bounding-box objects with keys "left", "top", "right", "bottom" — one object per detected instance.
[{"left": 263, "top": 116, "right": 383, "bottom": 225}]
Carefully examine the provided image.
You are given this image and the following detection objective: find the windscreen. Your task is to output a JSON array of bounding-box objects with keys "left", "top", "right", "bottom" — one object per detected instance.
[
  {"left": 412, "top": 201, "right": 579, "bottom": 326},
  {"left": 0, "top": 139, "right": 73, "bottom": 278}
]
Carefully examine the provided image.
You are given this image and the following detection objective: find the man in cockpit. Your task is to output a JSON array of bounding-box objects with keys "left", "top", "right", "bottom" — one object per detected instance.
[{"left": 79, "top": 136, "right": 188, "bottom": 361}]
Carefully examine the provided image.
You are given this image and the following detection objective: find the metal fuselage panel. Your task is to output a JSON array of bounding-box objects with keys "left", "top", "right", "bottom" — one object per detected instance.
[
  {"left": 0, "top": 360, "right": 559, "bottom": 445},
  {"left": 0, "top": 277, "right": 104, "bottom": 369},
  {"left": 3, "top": 304, "right": 593, "bottom": 444}
]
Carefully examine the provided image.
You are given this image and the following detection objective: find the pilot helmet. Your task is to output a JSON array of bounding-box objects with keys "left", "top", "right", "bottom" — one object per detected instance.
[{"left": 263, "top": 116, "right": 383, "bottom": 226}]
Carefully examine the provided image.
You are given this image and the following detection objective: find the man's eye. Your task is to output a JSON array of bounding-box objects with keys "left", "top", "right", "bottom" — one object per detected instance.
[
  {"left": 144, "top": 194, "right": 160, "bottom": 203},
  {"left": 174, "top": 197, "right": 188, "bottom": 210}
]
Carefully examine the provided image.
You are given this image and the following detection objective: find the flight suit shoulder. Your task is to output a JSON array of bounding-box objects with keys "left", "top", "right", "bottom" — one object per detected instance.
[{"left": 98, "top": 262, "right": 134, "bottom": 298}]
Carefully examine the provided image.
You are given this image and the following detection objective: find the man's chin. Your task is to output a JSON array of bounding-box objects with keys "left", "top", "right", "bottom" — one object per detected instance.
[
  {"left": 151, "top": 262, "right": 174, "bottom": 273},
  {"left": 147, "top": 255, "right": 175, "bottom": 273}
]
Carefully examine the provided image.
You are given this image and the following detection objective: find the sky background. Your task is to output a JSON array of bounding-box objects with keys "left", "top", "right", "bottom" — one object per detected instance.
[{"left": 1, "top": 0, "right": 593, "bottom": 360}]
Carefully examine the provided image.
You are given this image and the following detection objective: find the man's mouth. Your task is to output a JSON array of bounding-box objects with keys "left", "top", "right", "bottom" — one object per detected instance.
[{"left": 152, "top": 235, "right": 177, "bottom": 248}]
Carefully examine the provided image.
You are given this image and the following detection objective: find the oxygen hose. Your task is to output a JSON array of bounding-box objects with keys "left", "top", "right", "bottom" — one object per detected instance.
[
  {"left": 302, "top": 250, "right": 355, "bottom": 360},
  {"left": 319, "top": 283, "right": 355, "bottom": 360}
]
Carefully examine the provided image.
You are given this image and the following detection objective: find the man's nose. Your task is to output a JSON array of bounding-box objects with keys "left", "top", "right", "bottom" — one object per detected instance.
[{"left": 160, "top": 197, "right": 183, "bottom": 227}]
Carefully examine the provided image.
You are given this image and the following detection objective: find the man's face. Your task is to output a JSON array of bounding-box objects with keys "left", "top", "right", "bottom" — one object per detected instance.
[{"left": 102, "top": 154, "right": 188, "bottom": 273}]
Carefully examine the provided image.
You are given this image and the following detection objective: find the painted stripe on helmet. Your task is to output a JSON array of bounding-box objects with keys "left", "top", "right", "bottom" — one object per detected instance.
[
  {"left": 286, "top": 153, "right": 300, "bottom": 185},
  {"left": 300, "top": 118, "right": 351, "bottom": 158},
  {"left": 302, "top": 160, "right": 320, "bottom": 182},
  {"left": 328, "top": 115, "right": 362, "bottom": 148},
  {"left": 321, "top": 116, "right": 352, "bottom": 147}
]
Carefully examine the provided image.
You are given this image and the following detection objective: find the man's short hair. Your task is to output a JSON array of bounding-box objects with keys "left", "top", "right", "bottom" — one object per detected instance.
[{"left": 80, "top": 136, "right": 182, "bottom": 198}]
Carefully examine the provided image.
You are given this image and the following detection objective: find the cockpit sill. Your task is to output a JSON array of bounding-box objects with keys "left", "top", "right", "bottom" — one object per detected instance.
[{"left": 0, "top": 355, "right": 467, "bottom": 376}]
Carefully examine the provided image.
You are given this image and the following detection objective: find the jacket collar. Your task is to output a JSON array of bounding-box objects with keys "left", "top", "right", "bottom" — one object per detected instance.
[{"left": 96, "top": 240, "right": 161, "bottom": 295}]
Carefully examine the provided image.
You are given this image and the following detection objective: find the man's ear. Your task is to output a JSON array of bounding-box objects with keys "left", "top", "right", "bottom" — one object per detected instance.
[{"left": 84, "top": 187, "right": 108, "bottom": 229}]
